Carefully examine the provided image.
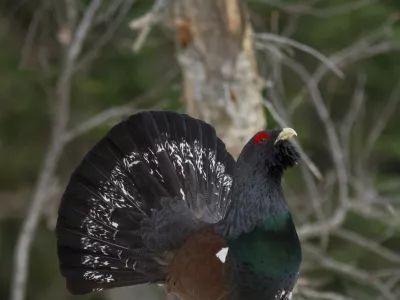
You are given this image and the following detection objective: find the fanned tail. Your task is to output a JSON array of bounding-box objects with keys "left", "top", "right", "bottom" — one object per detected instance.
[{"left": 56, "top": 111, "right": 235, "bottom": 294}]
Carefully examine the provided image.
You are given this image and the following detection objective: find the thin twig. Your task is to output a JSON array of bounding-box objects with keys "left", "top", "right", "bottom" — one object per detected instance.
[
  {"left": 129, "top": 0, "right": 167, "bottom": 52},
  {"left": 299, "top": 164, "right": 328, "bottom": 248},
  {"left": 312, "top": 14, "right": 400, "bottom": 84},
  {"left": 132, "top": 25, "right": 152, "bottom": 52},
  {"left": 297, "top": 288, "right": 357, "bottom": 300},
  {"left": 334, "top": 229, "right": 400, "bottom": 263},
  {"left": 77, "top": 0, "right": 136, "bottom": 69},
  {"left": 63, "top": 101, "right": 166, "bottom": 143},
  {"left": 261, "top": 0, "right": 377, "bottom": 18},
  {"left": 349, "top": 202, "right": 400, "bottom": 229},
  {"left": 65, "top": 0, "right": 78, "bottom": 31},
  {"left": 129, "top": 0, "right": 166, "bottom": 29},
  {"left": 341, "top": 73, "right": 367, "bottom": 168},
  {"left": 95, "top": 0, "right": 125, "bottom": 24},
  {"left": 256, "top": 33, "right": 344, "bottom": 78},
  {"left": 304, "top": 245, "right": 397, "bottom": 300},
  {"left": 282, "top": 57, "right": 349, "bottom": 208},
  {"left": 364, "top": 80, "right": 400, "bottom": 159},
  {"left": 281, "top": 13, "right": 300, "bottom": 37},
  {"left": 19, "top": 8, "right": 42, "bottom": 69},
  {"left": 64, "top": 66, "right": 178, "bottom": 142},
  {"left": 299, "top": 204, "right": 348, "bottom": 238},
  {"left": 263, "top": 99, "right": 322, "bottom": 180}
]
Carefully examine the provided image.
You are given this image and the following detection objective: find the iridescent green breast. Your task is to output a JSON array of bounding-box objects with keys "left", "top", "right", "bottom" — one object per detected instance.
[{"left": 227, "top": 212, "right": 301, "bottom": 278}]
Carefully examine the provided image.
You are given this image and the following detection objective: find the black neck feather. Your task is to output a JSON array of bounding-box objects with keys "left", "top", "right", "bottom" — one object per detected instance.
[{"left": 216, "top": 160, "right": 288, "bottom": 239}]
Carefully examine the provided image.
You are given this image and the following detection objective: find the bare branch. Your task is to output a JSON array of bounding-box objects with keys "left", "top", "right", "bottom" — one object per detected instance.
[
  {"left": 263, "top": 99, "right": 322, "bottom": 180},
  {"left": 63, "top": 101, "right": 166, "bottom": 143},
  {"left": 342, "top": 41, "right": 400, "bottom": 67},
  {"left": 304, "top": 245, "right": 397, "bottom": 300},
  {"left": 290, "top": 19, "right": 400, "bottom": 246},
  {"left": 374, "top": 269, "right": 400, "bottom": 279},
  {"left": 299, "top": 164, "right": 329, "bottom": 248},
  {"left": 129, "top": 0, "right": 166, "bottom": 30},
  {"left": 65, "top": 0, "right": 78, "bottom": 30},
  {"left": 262, "top": 98, "right": 287, "bottom": 127},
  {"left": 313, "top": 15, "right": 400, "bottom": 83},
  {"left": 349, "top": 202, "right": 400, "bottom": 229},
  {"left": 19, "top": 8, "right": 42, "bottom": 69},
  {"left": 64, "top": 66, "right": 178, "bottom": 142},
  {"left": 129, "top": 0, "right": 167, "bottom": 52},
  {"left": 297, "top": 288, "right": 357, "bottom": 300},
  {"left": 63, "top": 105, "right": 136, "bottom": 143},
  {"left": 341, "top": 73, "right": 367, "bottom": 167},
  {"left": 309, "top": 0, "right": 377, "bottom": 17},
  {"left": 260, "top": 0, "right": 377, "bottom": 18},
  {"left": 364, "top": 80, "right": 400, "bottom": 159},
  {"left": 282, "top": 57, "right": 349, "bottom": 208},
  {"left": 10, "top": 2, "right": 102, "bottom": 300},
  {"left": 334, "top": 229, "right": 400, "bottom": 264},
  {"left": 256, "top": 8, "right": 400, "bottom": 300},
  {"left": 132, "top": 25, "right": 152, "bottom": 53},
  {"left": 299, "top": 204, "right": 348, "bottom": 238},
  {"left": 65, "top": 0, "right": 103, "bottom": 67},
  {"left": 257, "top": 17, "right": 400, "bottom": 300},
  {"left": 77, "top": 0, "right": 136, "bottom": 68},
  {"left": 256, "top": 33, "right": 344, "bottom": 78},
  {"left": 281, "top": 14, "right": 300, "bottom": 37},
  {"left": 95, "top": 0, "right": 125, "bottom": 24}
]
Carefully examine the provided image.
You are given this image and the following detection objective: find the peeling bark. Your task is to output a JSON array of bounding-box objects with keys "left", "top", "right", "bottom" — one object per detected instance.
[{"left": 164, "top": 0, "right": 266, "bottom": 157}]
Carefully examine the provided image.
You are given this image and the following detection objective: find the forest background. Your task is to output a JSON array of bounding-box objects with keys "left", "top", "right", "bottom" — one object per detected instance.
[{"left": 1, "top": 1, "right": 400, "bottom": 300}]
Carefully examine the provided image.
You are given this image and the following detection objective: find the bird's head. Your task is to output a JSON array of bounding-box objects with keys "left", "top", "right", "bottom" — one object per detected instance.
[{"left": 237, "top": 128, "right": 300, "bottom": 173}]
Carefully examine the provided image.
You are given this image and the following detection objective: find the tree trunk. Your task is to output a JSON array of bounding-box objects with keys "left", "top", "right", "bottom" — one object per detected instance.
[{"left": 164, "top": 0, "right": 266, "bottom": 157}]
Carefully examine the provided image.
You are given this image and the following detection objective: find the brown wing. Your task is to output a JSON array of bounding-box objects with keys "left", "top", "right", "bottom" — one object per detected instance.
[{"left": 166, "top": 227, "right": 227, "bottom": 300}]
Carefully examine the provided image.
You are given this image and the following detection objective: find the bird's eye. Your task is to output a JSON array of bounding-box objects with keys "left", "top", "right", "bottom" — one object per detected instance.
[
  {"left": 254, "top": 132, "right": 270, "bottom": 144},
  {"left": 259, "top": 138, "right": 267, "bottom": 143}
]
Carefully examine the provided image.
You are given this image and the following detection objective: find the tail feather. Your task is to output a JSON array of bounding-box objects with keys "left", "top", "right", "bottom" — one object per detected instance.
[{"left": 56, "top": 111, "right": 235, "bottom": 294}]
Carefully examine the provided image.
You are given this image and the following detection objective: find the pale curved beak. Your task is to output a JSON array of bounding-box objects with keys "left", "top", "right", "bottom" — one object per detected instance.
[{"left": 275, "top": 128, "right": 297, "bottom": 145}]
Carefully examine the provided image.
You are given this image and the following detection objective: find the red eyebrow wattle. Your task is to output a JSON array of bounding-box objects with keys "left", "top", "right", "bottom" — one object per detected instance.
[{"left": 254, "top": 132, "right": 270, "bottom": 144}]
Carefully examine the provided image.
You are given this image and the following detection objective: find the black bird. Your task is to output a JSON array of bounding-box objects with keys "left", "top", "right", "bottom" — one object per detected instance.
[{"left": 56, "top": 111, "right": 301, "bottom": 300}]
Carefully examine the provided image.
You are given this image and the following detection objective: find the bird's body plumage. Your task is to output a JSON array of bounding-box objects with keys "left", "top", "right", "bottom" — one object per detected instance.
[
  {"left": 217, "top": 130, "right": 301, "bottom": 299},
  {"left": 56, "top": 111, "right": 301, "bottom": 299}
]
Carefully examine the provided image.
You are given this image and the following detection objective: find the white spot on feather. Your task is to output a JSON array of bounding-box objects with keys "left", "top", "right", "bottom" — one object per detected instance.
[
  {"left": 83, "top": 270, "right": 114, "bottom": 283},
  {"left": 275, "top": 290, "right": 292, "bottom": 300},
  {"left": 216, "top": 247, "right": 228, "bottom": 263},
  {"left": 111, "top": 221, "right": 118, "bottom": 228},
  {"left": 180, "top": 188, "right": 185, "bottom": 200}
]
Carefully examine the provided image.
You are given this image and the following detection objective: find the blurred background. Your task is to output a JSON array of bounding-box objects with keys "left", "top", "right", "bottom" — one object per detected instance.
[{"left": 1, "top": 0, "right": 400, "bottom": 300}]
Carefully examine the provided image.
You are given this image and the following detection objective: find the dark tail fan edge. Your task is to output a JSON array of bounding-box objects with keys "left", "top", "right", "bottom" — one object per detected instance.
[{"left": 56, "top": 111, "right": 235, "bottom": 294}]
